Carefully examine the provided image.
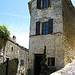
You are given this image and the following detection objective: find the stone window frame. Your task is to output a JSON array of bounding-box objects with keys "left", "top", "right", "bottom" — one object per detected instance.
[
  {"left": 40, "top": 20, "right": 48, "bottom": 35},
  {"left": 37, "top": 0, "right": 51, "bottom": 9}
]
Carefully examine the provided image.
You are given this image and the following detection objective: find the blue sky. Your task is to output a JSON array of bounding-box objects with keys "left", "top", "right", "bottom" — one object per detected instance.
[
  {"left": 0, "top": 0, "right": 75, "bottom": 49},
  {"left": 0, "top": 0, "right": 30, "bottom": 48}
]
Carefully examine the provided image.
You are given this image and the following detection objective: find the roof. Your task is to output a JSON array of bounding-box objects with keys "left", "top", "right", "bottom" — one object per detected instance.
[{"left": 9, "top": 39, "right": 29, "bottom": 52}]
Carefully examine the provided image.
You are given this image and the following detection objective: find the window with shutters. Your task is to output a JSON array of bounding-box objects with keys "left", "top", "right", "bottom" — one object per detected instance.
[
  {"left": 42, "top": 19, "right": 53, "bottom": 35},
  {"left": 36, "top": 19, "right": 53, "bottom": 35},
  {"left": 48, "top": 58, "right": 55, "bottom": 66},
  {"left": 37, "top": 0, "right": 50, "bottom": 9}
]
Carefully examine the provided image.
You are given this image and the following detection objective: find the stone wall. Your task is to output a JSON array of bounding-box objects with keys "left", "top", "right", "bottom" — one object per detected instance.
[
  {"left": 62, "top": 0, "right": 75, "bottom": 66},
  {"left": 30, "top": 0, "right": 63, "bottom": 35},
  {"left": 63, "top": 36, "right": 75, "bottom": 66},
  {"left": 51, "top": 60, "right": 75, "bottom": 75},
  {"left": 0, "top": 40, "right": 29, "bottom": 75},
  {"left": 62, "top": 0, "right": 75, "bottom": 49},
  {"left": 28, "top": 0, "right": 75, "bottom": 74},
  {"left": 4, "top": 40, "right": 19, "bottom": 59},
  {"left": 29, "top": 33, "right": 64, "bottom": 66},
  {"left": 29, "top": 0, "right": 64, "bottom": 74}
]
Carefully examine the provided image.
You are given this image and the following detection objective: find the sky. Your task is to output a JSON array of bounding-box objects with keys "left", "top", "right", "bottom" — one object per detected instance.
[{"left": 0, "top": 0, "right": 75, "bottom": 49}]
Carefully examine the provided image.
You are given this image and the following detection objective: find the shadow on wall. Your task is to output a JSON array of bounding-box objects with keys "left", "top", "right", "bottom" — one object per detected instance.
[{"left": 0, "top": 58, "right": 18, "bottom": 75}]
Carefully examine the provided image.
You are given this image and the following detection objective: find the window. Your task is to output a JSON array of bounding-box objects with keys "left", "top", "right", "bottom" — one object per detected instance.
[
  {"left": 36, "top": 19, "right": 53, "bottom": 35},
  {"left": 20, "top": 60, "right": 24, "bottom": 66},
  {"left": 42, "top": 0, "right": 49, "bottom": 8},
  {"left": 48, "top": 58, "right": 55, "bottom": 66},
  {"left": 37, "top": 0, "right": 50, "bottom": 9},
  {"left": 42, "top": 22, "right": 48, "bottom": 35},
  {"left": 11, "top": 47, "right": 13, "bottom": 51}
]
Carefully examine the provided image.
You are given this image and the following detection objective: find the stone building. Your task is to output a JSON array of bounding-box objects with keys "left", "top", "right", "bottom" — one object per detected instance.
[
  {"left": 0, "top": 36, "right": 29, "bottom": 75},
  {"left": 28, "top": 0, "right": 75, "bottom": 75}
]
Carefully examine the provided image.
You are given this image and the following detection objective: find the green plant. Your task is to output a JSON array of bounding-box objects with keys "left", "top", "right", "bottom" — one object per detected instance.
[
  {"left": 0, "top": 25, "right": 10, "bottom": 40},
  {"left": 0, "top": 58, "right": 18, "bottom": 75},
  {"left": 0, "top": 25, "right": 10, "bottom": 50},
  {"left": 40, "top": 46, "right": 48, "bottom": 75}
]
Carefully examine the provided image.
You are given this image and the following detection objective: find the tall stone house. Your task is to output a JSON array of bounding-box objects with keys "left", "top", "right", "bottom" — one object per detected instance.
[
  {"left": 0, "top": 36, "right": 29, "bottom": 75},
  {"left": 28, "top": 0, "right": 75, "bottom": 75}
]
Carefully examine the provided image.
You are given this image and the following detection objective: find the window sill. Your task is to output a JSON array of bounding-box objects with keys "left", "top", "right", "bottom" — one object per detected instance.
[
  {"left": 42, "top": 6, "right": 51, "bottom": 10},
  {"left": 30, "top": 34, "right": 53, "bottom": 38},
  {"left": 37, "top": 6, "right": 51, "bottom": 10},
  {"left": 48, "top": 66, "right": 56, "bottom": 67},
  {"left": 48, "top": 66, "right": 56, "bottom": 69}
]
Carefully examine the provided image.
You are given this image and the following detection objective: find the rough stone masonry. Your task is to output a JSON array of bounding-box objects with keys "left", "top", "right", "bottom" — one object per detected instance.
[{"left": 28, "top": 0, "right": 75, "bottom": 75}]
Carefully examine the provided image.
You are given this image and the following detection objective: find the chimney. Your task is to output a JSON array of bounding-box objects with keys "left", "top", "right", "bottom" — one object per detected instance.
[{"left": 12, "top": 36, "right": 16, "bottom": 42}]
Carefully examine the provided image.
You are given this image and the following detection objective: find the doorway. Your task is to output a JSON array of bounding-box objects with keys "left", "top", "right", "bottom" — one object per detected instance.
[{"left": 34, "top": 54, "right": 43, "bottom": 75}]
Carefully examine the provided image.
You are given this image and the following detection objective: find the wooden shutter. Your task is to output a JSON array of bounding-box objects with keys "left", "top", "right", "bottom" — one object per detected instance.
[
  {"left": 36, "top": 21, "right": 40, "bottom": 35},
  {"left": 42, "top": 0, "right": 44, "bottom": 9},
  {"left": 37, "top": 0, "right": 41, "bottom": 9},
  {"left": 48, "top": 19, "right": 53, "bottom": 34},
  {"left": 48, "top": 0, "right": 50, "bottom": 7}
]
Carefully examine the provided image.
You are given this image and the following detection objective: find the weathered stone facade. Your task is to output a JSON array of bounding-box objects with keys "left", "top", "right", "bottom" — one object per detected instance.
[
  {"left": 0, "top": 37, "right": 29, "bottom": 75},
  {"left": 62, "top": 0, "right": 75, "bottom": 66},
  {"left": 28, "top": 0, "right": 75, "bottom": 75}
]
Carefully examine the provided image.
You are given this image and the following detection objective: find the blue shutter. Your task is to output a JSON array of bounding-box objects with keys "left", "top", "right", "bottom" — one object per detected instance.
[
  {"left": 48, "top": 19, "right": 53, "bottom": 34},
  {"left": 36, "top": 21, "right": 40, "bottom": 35},
  {"left": 37, "top": 0, "right": 41, "bottom": 9}
]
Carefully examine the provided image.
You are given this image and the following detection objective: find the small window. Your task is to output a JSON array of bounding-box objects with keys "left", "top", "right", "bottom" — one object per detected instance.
[
  {"left": 37, "top": 0, "right": 50, "bottom": 9},
  {"left": 20, "top": 60, "right": 24, "bottom": 66},
  {"left": 48, "top": 58, "right": 55, "bottom": 66},
  {"left": 11, "top": 47, "right": 13, "bottom": 51}
]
